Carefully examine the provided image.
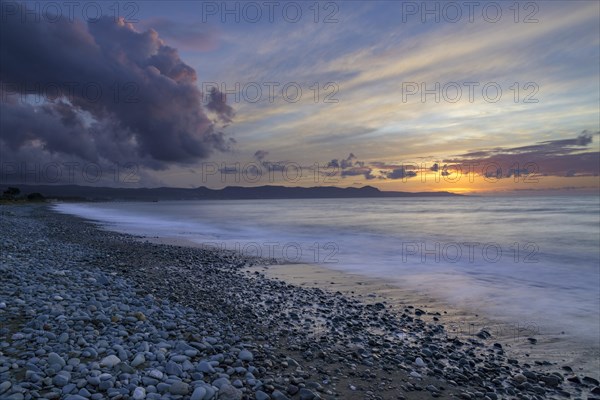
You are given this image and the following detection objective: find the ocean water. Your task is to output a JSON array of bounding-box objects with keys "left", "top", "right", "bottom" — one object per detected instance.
[{"left": 54, "top": 195, "right": 600, "bottom": 343}]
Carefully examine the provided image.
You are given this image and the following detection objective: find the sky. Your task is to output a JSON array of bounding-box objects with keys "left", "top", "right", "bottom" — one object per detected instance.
[{"left": 1, "top": 0, "right": 599, "bottom": 194}]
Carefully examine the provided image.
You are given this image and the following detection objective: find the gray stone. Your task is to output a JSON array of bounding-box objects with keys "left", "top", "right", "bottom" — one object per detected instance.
[
  {"left": 100, "top": 355, "right": 121, "bottom": 368},
  {"left": 298, "top": 388, "right": 316, "bottom": 400},
  {"left": 238, "top": 349, "right": 254, "bottom": 362},
  {"left": 271, "top": 390, "right": 290, "bottom": 400},
  {"left": 218, "top": 383, "right": 242, "bottom": 400},
  {"left": 191, "top": 386, "right": 207, "bottom": 400},
  {"left": 198, "top": 361, "right": 215, "bottom": 373},
  {"left": 132, "top": 387, "right": 146, "bottom": 399},
  {"left": 255, "top": 390, "right": 270, "bottom": 400},
  {"left": 48, "top": 352, "right": 66, "bottom": 368},
  {"left": 131, "top": 353, "right": 145, "bottom": 367},
  {"left": 165, "top": 361, "right": 183, "bottom": 377},
  {"left": 0, "top": 381, "right": 11, "bottom": 394},
  {"left": 169, "top": 381, "right": 189, "bottom": 395},
  {"left": 53, "top": 371, "right": 71, "bottom": 387}
]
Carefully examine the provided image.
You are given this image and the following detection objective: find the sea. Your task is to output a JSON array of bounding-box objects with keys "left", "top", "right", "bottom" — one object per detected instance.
[{"left": 54, "top": 195, "right": 600, "bottom": 345}]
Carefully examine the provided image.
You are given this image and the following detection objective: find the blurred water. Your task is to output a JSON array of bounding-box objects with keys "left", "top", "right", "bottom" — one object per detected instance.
[{"left": 55, "top": 195, "right": 600, "bottom": 343}]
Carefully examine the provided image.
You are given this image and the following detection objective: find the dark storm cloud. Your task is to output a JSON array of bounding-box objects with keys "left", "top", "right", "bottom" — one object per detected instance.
[
  {"left": 0, "top": 1, "right": 234, "bottom": 170},
  {"left": 206, "top": 88, "right": 235, "bottom": 124},
  {"left": 138, "top": 18, "right": 219, "bottom": 51}
]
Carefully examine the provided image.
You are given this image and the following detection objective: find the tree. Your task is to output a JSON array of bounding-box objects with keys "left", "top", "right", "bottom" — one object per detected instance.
[
  {"left": 2, "top": 187, "right": 20, "bottom": 199},
  {"left": 27, "top": 193, "right": 45, "bottom": 202}
]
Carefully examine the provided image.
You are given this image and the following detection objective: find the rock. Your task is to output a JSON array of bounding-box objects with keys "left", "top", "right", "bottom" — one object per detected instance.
[
  {"left": 48, "top": 352, "right": 66, "bottom": 368},
  {"left": 415, "top": 357, "right": 426, "bottom": 367},
  {"left": 169, "top": 381, "right": 189, "bottom": 395},
  {"left": 584, "top": 376, "right": 600, "bottom": 385},
  {"left": 513, "top": 374, "right": 527, "bottom": 383},
  {"left": 165, "top": 361, "right": 183, "bottom": 376},
  {"left": 271, "top": 390, "right": 290, "bottom": 400},
  {"left": 0, "top": 381, "right": 11, "bottom": 394},
  {"left": 191, "top": 386, "right": 207, "bottom": 400},
  {"left": 132, "top": 387, "right": 146, "bottom": 399},
  {"left": 131, "top": 353, "right": 145, "bottom": 367},
  {"left": 255, "top": 390, "right": 270, "bottom": 400},
  {"left": 238, "top": 349, "right": 254, "bottom": 362},
  {"left": 198, "top": 361, "right": 215, "bottom": 373},
  {"left": 53, "top": 371, "right": 71, "bottom": 387},
  {"left": 149, "top": 369, "right": 163, "bottom": 380},
  {"left": 100, "top": 355, "right": 121, "bottom": 368},
  {"left": 213, "top": 377, "right": 231, "bottom": 389},
  {"left": 540, "top": 375, "right": 560, "bottom": 387},
  {"left": 218, "top": 383, "right": 242, "bottom": 400},
  {"left": 298, "top": 388, "right": 317, "bottom": 400}
]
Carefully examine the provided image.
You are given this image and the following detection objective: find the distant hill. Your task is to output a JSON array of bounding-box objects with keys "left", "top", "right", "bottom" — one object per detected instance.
[{"left": 2, "top": 184, "right": 462, "bottom": 201}]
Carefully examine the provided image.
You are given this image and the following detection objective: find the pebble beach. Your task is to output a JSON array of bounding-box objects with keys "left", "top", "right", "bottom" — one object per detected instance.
[{"left": 1, "top": 204, "right": 599, "bottom": 400}]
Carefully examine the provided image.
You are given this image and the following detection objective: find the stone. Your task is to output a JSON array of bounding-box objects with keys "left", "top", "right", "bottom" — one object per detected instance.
[
  {"left": 148, "top": 370, "right": 163, "bottom": 380},
  {"left": 0, "top": 381, "right": 11, "bottom": 394},
  {"left": 198, "top": 361, "right": 215, "bottom": 373},
  {"left": 53, "top": 371, "right": 71, "bottom": 387},
  {"left": 165, "top": 361, "right": 183, "bottom": 376},
  {"left": 298, "top": 388, "right": 317, "bottom": 400},
  {"left": 255, "top": 390, "right": 270, "bottom": 400},
  {"left": 48, "top": 352, "right": 66, "bottom": 368},
  {"left": 271, "top": 390, "right": 290, "bottom": 400},
  {"left": 218, "top": 383, "right": 242, "bottom": 400},
  {"left": 131, "top": 353, "right": 145, "bottom": 367},
  {"left": 100, "top": 355, "right": 121, "bottom": 368},
  {"left": 191, "top": 386, "right": 207, "bottom": 400},
  {"left": 238, "top": 349, "right": 254, "bottom": 362},
  {"left": 133, "top": 387, "right": 146, "bottom": 399},
  {"left": 169, "top": 381, "right": 189, "bottom": 395}
]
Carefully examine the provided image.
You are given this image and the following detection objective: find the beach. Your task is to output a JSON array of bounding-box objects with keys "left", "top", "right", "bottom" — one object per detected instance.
[{"left": 1, "top": 204, "right": 599, "bottom": 400}]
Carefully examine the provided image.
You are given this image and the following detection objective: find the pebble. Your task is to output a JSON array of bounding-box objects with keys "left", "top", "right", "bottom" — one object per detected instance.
[
  {"left": 131, "top": 353, "right": 145, "bottom": 367},
  {"left": 218, "top": 384, "right": 243, "bottom": 400},
  {"left": 99, "top": 355, "right": 121, "bottom": 368},
  {"left": 238, "top": 349, "right": 254, "bottom": 362},
  {"left": 190, "top": 386, "right": 207, "bottom": 400},
  {"left": 132, "top": 387, "right": 146, "bottom": 399},
  {"left": 169, "top": 381, "right": 189, "bottom": 395}
]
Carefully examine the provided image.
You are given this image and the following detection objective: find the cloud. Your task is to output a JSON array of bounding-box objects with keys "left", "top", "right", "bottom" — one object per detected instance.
[
  {"left": 445, "top": 131, "right": 599, "bottom": 178},
  {"left": 138, "top": 17, "right": 219, "bottom": 51},
  {"left": 0, "top": 1, "right": 235, "bottom": 171},
  {"left": 206, "top": 88, "right": 235, "bottom": 124},
  {"left": 385, "top": 168, "right": 418, "bottom": 180},
  {"left": 254, "top": 150, "right": 269, "bottom": 161}
]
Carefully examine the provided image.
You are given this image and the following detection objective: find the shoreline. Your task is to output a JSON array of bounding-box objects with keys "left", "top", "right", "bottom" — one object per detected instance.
[
  {"left": 131, "top": 235, "right": 600, "bottom": 378},
  {"left": 1, "top": 204, "right": 599, "bottom": 400}
]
